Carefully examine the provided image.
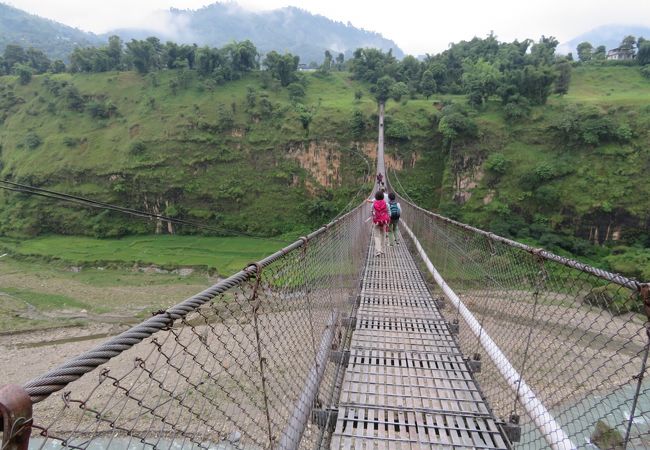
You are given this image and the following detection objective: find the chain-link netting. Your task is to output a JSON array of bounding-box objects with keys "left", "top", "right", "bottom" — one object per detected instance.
[
  {"left": 400, "top": 198, "right": 650, "bottom": 449},
  {"left": 1, "top": 204, "right": 369, "bottom": 450}
]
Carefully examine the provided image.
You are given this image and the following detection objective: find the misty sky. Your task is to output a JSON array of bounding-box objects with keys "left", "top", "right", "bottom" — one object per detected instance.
[{"left": 5, "top": 0, "right": 650, "bottom": 55}]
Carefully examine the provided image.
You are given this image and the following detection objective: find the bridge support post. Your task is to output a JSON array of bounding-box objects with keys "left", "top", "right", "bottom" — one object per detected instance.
[
  {"left": 276, "top": 312, "right": 339, "bottom": 450},
  {"left": 0, "top": 384, "right": 32, "bottom": 450}
]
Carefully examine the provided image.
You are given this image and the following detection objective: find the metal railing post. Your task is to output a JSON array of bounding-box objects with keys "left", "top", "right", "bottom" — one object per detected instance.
[{"left": 0, "top": 384, "right": 32, "bottom": 450}]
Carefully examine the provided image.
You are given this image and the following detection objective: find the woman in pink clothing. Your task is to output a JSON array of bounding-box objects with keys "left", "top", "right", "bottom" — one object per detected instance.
[{"left": 371, "top": 191, "right": 390, "bottom": 256}]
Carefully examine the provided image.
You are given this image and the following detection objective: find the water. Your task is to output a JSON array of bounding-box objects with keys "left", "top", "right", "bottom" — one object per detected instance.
[{"left": 522, "top": 380, "right": 650, "bottom": 448}]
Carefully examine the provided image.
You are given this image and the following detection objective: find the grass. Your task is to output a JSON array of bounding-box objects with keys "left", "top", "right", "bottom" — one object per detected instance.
[
  {"left": 0, "top": 287, "right": 90, "bottom": 310},
  {"left": 0, "top": 235, "right": 291, "bottom": 275},
  {"left": 557, "top": 65, "right": 650, "bottom": 106}
]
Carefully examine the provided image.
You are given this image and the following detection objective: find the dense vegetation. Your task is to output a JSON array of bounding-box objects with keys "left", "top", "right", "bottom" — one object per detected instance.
[{"left": 1, "top": 33, "right": 650, "bottom": 281}]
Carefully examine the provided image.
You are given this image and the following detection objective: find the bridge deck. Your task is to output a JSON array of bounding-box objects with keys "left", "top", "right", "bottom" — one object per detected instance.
[{"left": 330, "top": 235, "right": 508, "bottom": 449}]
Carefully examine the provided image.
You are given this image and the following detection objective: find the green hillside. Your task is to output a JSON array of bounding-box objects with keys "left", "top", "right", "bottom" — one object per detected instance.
[
  {"left": 1, "top": 65, "right": 649, "bottom": 278},
  {"left": 0, "top": 70, "right": 379, "bottom": 238}
]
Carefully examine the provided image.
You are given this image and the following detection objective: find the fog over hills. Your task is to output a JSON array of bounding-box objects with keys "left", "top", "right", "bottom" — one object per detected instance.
[
  {"left": 559, "top": 24, "right": 650, "bottom": 55},
  {"left": 0, "top": 3, "right": 101, "bottom": 60},
  {"left": 0, "top": 1, "right": 403, "bottom": 63}
]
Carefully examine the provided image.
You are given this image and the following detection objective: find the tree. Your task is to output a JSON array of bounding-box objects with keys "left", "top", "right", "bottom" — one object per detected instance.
[
  {"left": 50, "top": 60, "right": 66, "bottom": 73},
  {"left": 554, "top": 60, "right": 571, "bottom": 95},
  {"left": 373, "top": 75, "right": 394, "bottom": 103},
  {"left": 13, "top": 64, "right": 32, "bottom": 85},
  {"left": 620, "top": 35, "right": 636, "bottom": 51},
  {"left": 225, "top": 40, "right": 258, "bottom": 75},
  {"left": 107, "top": 35, "right": 123, "bottom": 70},
  {"left": 577, "top": 42, "right": 593, "bottom": 62},
  {"left": 529, "top": 36, "right": 559, "bottom": 66},
  {"left": 335, "top": 53, "right": 345, "bottom": 70},
  {"left": 349, "top": 48, "right": 397, "bottom": 83},
  {"left": 462, "top": 59, "right": 501, "bottom": 107},
  {"left": 637, "top": 41, "right": 650, "bottom": 65},
  {"left": 25, "top": 48, "right": 51, "bottom": 73},
  {"left": 389, "top": 81, "right": 409, "bottom": 102},
  {"left": 3, "top": 44, "right": 27, "bottom": 71},
  {"left": 125, "top": 38, "right": 162, "bottom": 74},
  {"left": 320, "top": 50, "right": 332, "bottom": 73},
  {"left": 263, "top": 51, "right": 299, "bottom": 86},
  {"left": 437, "top": 104, "right": 477, "bottom": 152},
  {"left": 420, "top": 70, "right": 437, "bottom": 99},
  {"left": 593, "top": 45, "right": 607, "bottom": 60}
]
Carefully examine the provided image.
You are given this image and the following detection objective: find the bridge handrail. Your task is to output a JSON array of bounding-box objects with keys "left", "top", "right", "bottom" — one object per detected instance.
[
  {"left": 1, "top": 201, "right": 371, "bottom": 450},
  {"left": 390, "top": 172, "right": 650, "bottom": 449}
]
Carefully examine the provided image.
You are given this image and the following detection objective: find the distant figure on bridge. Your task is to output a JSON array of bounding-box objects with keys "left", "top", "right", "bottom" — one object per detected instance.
[
  {"left": 387, "top": 192, "right": 401, "bottom": 246},
  {"left": 371, "top": 191, "right": 390, "bottom": 256},
  {"left": 376, "top": 172, "right": 384, "bottom": 188}
]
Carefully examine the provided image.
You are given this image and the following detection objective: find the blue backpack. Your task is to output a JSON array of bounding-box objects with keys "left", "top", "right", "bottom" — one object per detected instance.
[{"left": 389, "top": 201, "right": 400, "bottom": 220}]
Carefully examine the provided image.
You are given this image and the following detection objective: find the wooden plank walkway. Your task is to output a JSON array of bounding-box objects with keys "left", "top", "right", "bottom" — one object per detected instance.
[{"left": 330, "top": 235, "right": 508, "bottom": 449}]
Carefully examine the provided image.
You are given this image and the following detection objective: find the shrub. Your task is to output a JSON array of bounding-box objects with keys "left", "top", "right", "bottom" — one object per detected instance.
[
  {"left": 385, "top": 118, "right": 411, "bottom": 141},
  {"left": 616, "top": 124, "right": 633, "bottom": 141},
  {"left": 503, "top": 95, "right": 531, "bottom": 122},
  {"left": 13, "top": 64, "right": 33, "bottom": 85},
  {"left": 287, "top": 82, "right": 305, "bottom": 102},
  {"left": 63, "top": 136, "right": 80, "bottom": 147},
  {"left": 129, "top": 140, "right": 146, "bottom": 154},
  {"left": 641, "top": 66, "right": 650, "bottom": 79},
  {"left": 24, "top": 132, "right": 42, "bottom": 149},
  {"left": 550, "top": 104, "right": 623, "bottom": 147},
  {"left": 350, "top": 110, "right": 366, "bottom": 139},
  {"left": 485, "top": 153, "right": 509, "bottom": 175}
]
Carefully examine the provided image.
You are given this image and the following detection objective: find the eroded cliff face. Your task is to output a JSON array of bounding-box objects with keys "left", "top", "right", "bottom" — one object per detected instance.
[
  {"left": 287, "top": 140, "right": 342, "bottom": 188},
  {"left": 287, "top": 140, "right": 409, "bottom": 189}
]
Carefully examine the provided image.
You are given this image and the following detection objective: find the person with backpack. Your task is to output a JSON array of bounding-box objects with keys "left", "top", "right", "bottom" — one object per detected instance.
[
  {"left": 387, "top": 192, "right": 401, "bottom": 246},
  {"left": 371, "top": 190, "right": 390, "bottom": 256}
]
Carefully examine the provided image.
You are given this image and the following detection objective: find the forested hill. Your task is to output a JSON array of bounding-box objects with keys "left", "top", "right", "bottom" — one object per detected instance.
[
  {"left": 1, "top": 34, "right": 650, "bottom": 280},
  {"left": 110, "top": 4, "right": 404, "bottom": 64},
  {"left": 0, "top": 3, "right": 101, "bottom": 61},
  {"left": 0, "top": 2, "right": 403, "bottom": 64}
]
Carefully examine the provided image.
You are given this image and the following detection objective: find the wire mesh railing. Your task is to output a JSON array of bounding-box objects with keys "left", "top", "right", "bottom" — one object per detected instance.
[
  {"left": 0, "top": 203, "right": 370, "bottom": 450},
  {"left": 399, "top": 197, "right": 650, "bottom": 449}
]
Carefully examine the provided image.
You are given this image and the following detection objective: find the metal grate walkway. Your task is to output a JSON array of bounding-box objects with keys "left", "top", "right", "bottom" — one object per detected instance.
[{"left": 330, "top": 234, "right": 508, "bottom": 449}]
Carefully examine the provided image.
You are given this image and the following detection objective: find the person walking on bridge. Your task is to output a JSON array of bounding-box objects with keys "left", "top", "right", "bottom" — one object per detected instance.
[
  {"left": 376, "top": 172, "right": 384, "bottom": 188},
  {"left": 387, "top": 192, "right": 401, "bottom": 246},
  {"left": 371, "top": 190, "right": 390, "bottom": 256}
]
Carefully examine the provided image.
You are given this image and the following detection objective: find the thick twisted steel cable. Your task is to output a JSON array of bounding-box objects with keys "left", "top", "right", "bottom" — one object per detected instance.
[{"left": 21, "top": 203, "right": 365, "bottom": 403}]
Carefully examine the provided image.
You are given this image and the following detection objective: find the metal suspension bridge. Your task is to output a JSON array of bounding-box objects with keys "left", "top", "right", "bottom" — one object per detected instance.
[{"left": 1, "top": 104, "right": 649, "bottom": 450}]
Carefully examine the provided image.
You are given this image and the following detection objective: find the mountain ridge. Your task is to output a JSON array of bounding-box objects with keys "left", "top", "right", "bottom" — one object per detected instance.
[
  {"left": 559, "top": 24, "right": 650, "bottom": 55},
  {"left": 0, "top": 1, "right": 404, "bottom": 63}
]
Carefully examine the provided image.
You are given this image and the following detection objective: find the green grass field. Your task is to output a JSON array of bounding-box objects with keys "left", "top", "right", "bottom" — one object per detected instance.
[
  {"left": 0, "top": 234, "right": 291, "bottom": 275},
  {"left": 0, "top": 233, "right": 293, "bottom": 332}
]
